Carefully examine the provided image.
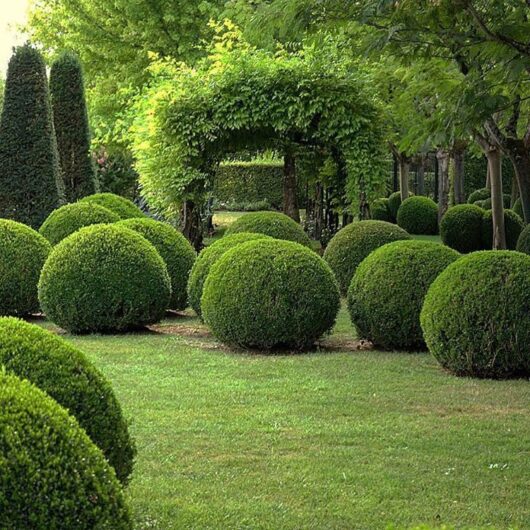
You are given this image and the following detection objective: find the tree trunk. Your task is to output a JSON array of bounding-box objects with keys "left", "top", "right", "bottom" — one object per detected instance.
[
  {"left": 398, "top": 155, "right": 410, "bottom": 200},
  {"left": 180, "top": 200, "right": 203, "bottom": 251},
  {"left": 283, "top": 151, "right": 300, "bottom": 222},
  {"left": 434, "top": 155, "right": 439, "bottom": 202},
  {"left": 487, "top": 147, "right": 506, "bottom": 249},
  {"left": 510, "top": 175, "right": 518, "bottom": 208},
  {"left": 453, "top": 149, "right": 465, "bottom": 204},
  {"left": 392, "top": 153, "right": 399, "bottom": 193},
  {"left": 314, "top": 183, "right": 323, "bottom": 240},
  {"left": 506, "top": 143, "right": 530, "bottom": 223},
  {"left": 416, "top": 156, "right": 426, "bottom": 196},
  {"left": 436, "top": 149, "right": 450, "bottom": 222},
  {"left": 485, "top": 161, "right": 491, "bottom": 189}
]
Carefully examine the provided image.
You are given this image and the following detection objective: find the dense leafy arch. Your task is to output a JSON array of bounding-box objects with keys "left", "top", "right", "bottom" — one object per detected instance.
[{"left": 132, "top": 28, "right": 387, "bottom": 219}]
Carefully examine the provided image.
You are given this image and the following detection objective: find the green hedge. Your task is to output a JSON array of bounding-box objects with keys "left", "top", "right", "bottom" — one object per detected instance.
[{"left": 0, "top": 373, "right": 132, "bottom": 528}]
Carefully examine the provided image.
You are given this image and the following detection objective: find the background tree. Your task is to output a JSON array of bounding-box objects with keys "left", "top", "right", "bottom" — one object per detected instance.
[
  {"left": 0, "top": 45, "right": 63, "bottom": 228},
  {"left": 50, "top": 52, "right": 97, "bottom": 201}
]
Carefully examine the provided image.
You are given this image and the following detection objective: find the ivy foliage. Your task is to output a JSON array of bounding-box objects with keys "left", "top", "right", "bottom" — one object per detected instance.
[{"left": 131, "top": 25, "right": 387, "bottom": 217}]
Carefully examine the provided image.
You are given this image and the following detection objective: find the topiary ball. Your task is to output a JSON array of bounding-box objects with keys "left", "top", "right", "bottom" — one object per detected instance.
[
  {"left": 370, "top": 198, "right": 392, "bottom": 222},
  {"left": 188, "top": 232, "right": 273, "bottom": 318},
  {"left": 467, "top": 187, "right": 490, "bottom": 204},
  {"left": 396, "top": 196, "right": 438, "bottom": 235},
  {"left": 421, "top": 251, "right": 530, "bottom": 378},
  {"left": 202, "top": 239, "right": 340, "bottom": 350},
  {"left": 481, "top": 209, "right": 523, "bottom": 250},
  {"left": 0, "top": 219, "right": 51, "bottom": 316},
  {"left": 0, "top": 373, "right": 132, "bottom": 528},
  {"left": 388, "top": 191, "right": 412, "bottom": 221},
  {"left": 39, "top": 224, "right": 171, "bottom": 333},
  {"left": 323, "top": 220, "right": 411, "bottom": 294},
  {"left": 117, "top": 218, "right": 196, "bottom": 310},
  {"left": 79, "top": 192, "right": 144, "bottom": 219},
  {"left": 480, "top": 194, "right": 511, "bottom": 210},
  {"left": 348, "top": 240, "right": 459, "bottom": 350},
  {"left": 0, "top": 317, "right": 135, "bottom": 483},
  {"left": 513, "top": 198, "right": 524, "bottom": 220},
  {"left": 225, "top": 211, "right": 312, "bottom": 247},
  {"left": 516, "top": 224, "right": 530, "bottom": 254},
  {"left": 440, "top": 204, "right": 485, "bottom": 253},
  {"left": 39, "top": 202, "right": 120, "bottom": 245}
]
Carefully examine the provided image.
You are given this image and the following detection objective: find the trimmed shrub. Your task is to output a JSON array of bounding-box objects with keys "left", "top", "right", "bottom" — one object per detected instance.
[
  {"left": 440, "top": 204, "right": 485, "bottom": 253},
  {"left": 39, "top": 224, "right": 171, "bottom": 333},
  {"left": 513, "top": 198, "right": 524, "bottom": 220},
  {"left": 50, "top": 52, "right": 97, "bottom": 201},
  {"left": 117, "top": 218, "right": 196, "bottom": 310},
  {"left": 323, "top": 220, "right": 411, "bottom": 294},
  {"left": 481, "top": 209, "right": 523, "bottom": 250},
  {"left": 39, "top": 202, "right": 120, "bottom": 245},
  {"left": 188, "top": 232, "right": 273, "bottom": 317},
  {"left": 397, "top": 196, "right": 438, "bottom": 235},
  {"left": 467, "top": 187, "right": 490, "bottom": 204},
  {"left": 0, "top": 373, "right": 132, "bottom": 528},
  {"left": 79, "top": 192, "right": 144, "bottom": 219},
  {"left": 480, "top": 194, "right": 511, "bottom": 210},
  {"left": 421, "top": 251, "right": 530, "bottom": 378},
  {"left": 474, "top": 200, "right": 486, "bottom": 208},
  {"left": 370, "top": 198, "right": 392, "bottom": 222},
  {"left": 202, "top": 239, "right": 340, "bottom": 350},
  {"left": 348, "top": 240, "right": 459, "bottom": 350},
  {"left": 516, "top": 224, "right": 530, "bottom": 254},
  {"left": 0, "top": 219, "right": 51, "bottom": 316},
  {"left": 0, "top": 317, "right": 135, "bottom": 483},
  {"left": 0, "top": 45, "right": 62, "bottom": 228},
  {"left": 225, "top": 211, "right": 311, "bottom": 247},
  {"left": 388, "top": 191, "right": 412, "bottom": 221}
]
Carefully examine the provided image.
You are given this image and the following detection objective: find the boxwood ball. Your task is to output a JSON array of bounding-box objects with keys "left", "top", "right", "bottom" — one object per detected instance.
[
  {"left": 421, "top": 251, "right": 530, "bottom": 378},
  {"left": 79, "top": 192, "right": 145, "bottom": 219},
  {"left": 202, "top": 239, "right": 340, "bottom": 350},
  {"left": 440, "top": 204, "right": 484, "bottom": 253},
  {"left": 39, "top": 224, "right": 171, "bottom": 333},
  {"left": 396, "top": 196, "right": 438, "bottom": 235}
]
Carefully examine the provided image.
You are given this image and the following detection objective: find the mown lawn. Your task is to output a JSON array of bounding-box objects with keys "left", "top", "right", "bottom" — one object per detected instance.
[{"left": 51, "top": 305, "right": 530, "bottom": 530}]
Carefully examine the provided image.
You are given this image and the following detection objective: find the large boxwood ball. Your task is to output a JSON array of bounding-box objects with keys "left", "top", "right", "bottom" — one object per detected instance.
[
  {"left": 39, "top": 224, "right": 171, "bottom": 333},
  {"left": 323, "top": 220, "right": 411, "bottom": 294},
  {"left": 397, "top": 196, "right": 438, "bottom": 235},
  {"left": 188, "top": 232, "right": 273, "bottom": 318},
  {"left": 117, "top": 218, "right": 196, "bottom": 310},
  {"left": 348, "top": 240, "right": 460, "bottom": 350},
  {"left": 370, "top": 198, "right": 392, "bottom": 222},
  {"left": 79, "top": 192, "right": 145, "bottom": 219},
  {"left": 0, "top": 219, "right": 51, "bottom": 316},
  {"left": 481, "top": 209, "right": 523, "bottom": 250},
  {"left": 0, "top": 373, "right": 132, "bottom": 529},
  {"left": 388, "top": 191, "right": 412, "bottom": 221},
  {"left": 39, "top": 202, "right": 120, "bottom": 245},
  {"left": 421, "top": 251, "right": 530, "bottom": 378},
  {"left": 440, "top": 204, "right": 484, "bottom": 253},
  {"left": 225, "top": 211, "right": 311, "bottom": 247},
  {"left": 467, "top": 187, "right": 490, "bottom": 204},
  {"left": 202, "top": 239, "right": 340, "bottom": 350},
  {"left": 0, "top": 317, "right": 135, "bottom": 483}
]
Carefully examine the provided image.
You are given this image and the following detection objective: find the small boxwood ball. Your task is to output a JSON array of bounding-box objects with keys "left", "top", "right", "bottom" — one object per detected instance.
[
  {"left": 370, "top": 198, "right": 392, "bottom": 222},
  {"left": 188, "top": 232, "right": 273, "bottom": 317},
  {"left": 397, "top": 196, "right": 438, "bottom": 235},
  {"left": 202, "top": 239, "right": 340, "bottom": 350},
  {"left": 480, "top": 195, "right": 511, "bottom": 210},
  {"left": 467, "top": 187, "right": 490, "bottom": 204},
  {"left": 39, "top": 202, "right": 120, "bottom": 245},
  {"left": 348, "top": 240, "right": 459, "bottom": 350},
  {"left": 388, "top": 191, "right": 412, "bottom": 221},
  {"left": 0, "top": 373, "right": 132, "bottom": 529},
  {"left": 39, "top": 224, "right": 171, "bottom": 333},
  {"left": 117, "top": 218, "right": 196, "bottom": 310},
  {"left": 0, "top": 219, "right": 51, "bottom": 316},
  {"left": 225, "top": 211, "right": 311, "bottom": 247},
  {"left": 421, "top": 251, "right": 530, "bottom": 378},
  {"left": 0, "top": 317, "right": 135, "bottom": 483},
  {"left": 481, "top": 209, "right": 523, "bottom": 250},
  {"left": 323, "top": 220, "right": 411, "bottom": 294},
  {"left": 440, "top": 204, "right": 484, "bottom": 253},
  {"left": 79, "top": 192, "right": 145, "bottom": 219},
  {"left": 513, "top": 198, "right": 524, "bottom": 220},
  {"left": 516, "top": 224, "right": 530, "bottom": 254}
]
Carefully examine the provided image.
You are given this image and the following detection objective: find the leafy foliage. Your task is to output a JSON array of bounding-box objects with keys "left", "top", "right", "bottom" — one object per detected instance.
[
  {"left": 421, "top": 251, "right": 530, "bottom": 378},
  {"left": 396, "top": 196, "right": 438, "bottom": 235},
  {"left": 0, "top": 318, "right": 135, "bottom": 483},
  {"left": 440, "top": 204, "right": 485, "bottom": 253},
  {"left": 0, "top": 220, "right": 51, "bottom": 316},
  {"left": 39, "top": 224, "right": 171, "bottom": 333},
  {"left": 0, "top": 373, "right": 132, "bottom": 528},
  {"left": 0, "top": 45, "right": 62, "bottom": 228},
  {"left": 323, "top": 220, "right": 411, "bottom": 294},
  {"left": 202, "top": 239, "right": 340, "bottom": 350},
  {"left": 79, "top": 193, "right": 144, "bottom": 219},
  {"left": 348, "top": 240, "right": 459, "bottom": 350}
]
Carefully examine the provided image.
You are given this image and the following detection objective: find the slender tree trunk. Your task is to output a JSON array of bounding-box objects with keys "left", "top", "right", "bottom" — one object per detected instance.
[
  {"left": 487, "top": 147, "right": 506, "bottom": 249},
  {"left": 453, "top": 149, "right": 466, "bottom": 204},
  {"left": 434, "top": 155, "right": 439, "bottom": 202},
  {"left": 180, "top": 200, "right": 203, "bottom": 251},
  {"left": 283, "top": 150, "right": 300, "bottom": 222},
  {"left": 314, "top": 183, "right": 323, "bottom": 240},
  {"left": 392, "top": 153, "right": 399, "bottom": 193},
  {"left": 398, "top": 155, "right": 410, "bottom": 200},
  {"left": 485, "top": 161, "right": 491, "bottom": 189},
  {"left": 506, "top": 144, "right": 530, "bottom": 223},
  {"left": 416, "top": 156, "right": 426, "bottom": 196},
  {"left": 510, "top": 175, "right": 518, "bottom": 208},
  {"left": 436, "top": 149, "right": 450, "bottom": 222}
]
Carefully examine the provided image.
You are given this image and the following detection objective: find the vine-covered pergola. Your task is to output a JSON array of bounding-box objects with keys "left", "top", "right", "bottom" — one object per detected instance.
[{"left": 132, "top": 31, "right": 387, "bottom": 245}]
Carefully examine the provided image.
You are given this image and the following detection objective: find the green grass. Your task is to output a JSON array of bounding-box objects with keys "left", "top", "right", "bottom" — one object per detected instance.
[{"left": 51, "top": 305, "right": 530, "bottom": 530}]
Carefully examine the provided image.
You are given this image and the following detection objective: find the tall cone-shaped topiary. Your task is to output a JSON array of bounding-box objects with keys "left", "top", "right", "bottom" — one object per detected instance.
[
  {"left": 0, "top": 45, "right": 63, "bottom": 228},
  {"left": 50, "top": 52, "right": 97, "bottom": 201}
]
